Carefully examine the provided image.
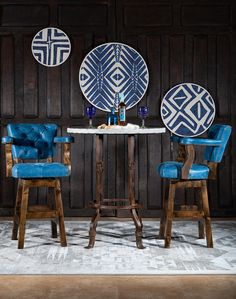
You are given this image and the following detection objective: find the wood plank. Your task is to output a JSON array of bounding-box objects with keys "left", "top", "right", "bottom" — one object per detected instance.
[
  {"left": 182, "top": 5, "right": 230, "bottom": 26},
  {"left": 147, "top": 134, "right": 162, "bottom": 209},
  {"left": 1, "top": 4, "right": 49, "bottom": 26},
  {"left": 58, "top": 4, "right": 108, "bottom": 26},
  {"left": 1, "top": 36, "right": 14, "bottom": 117},
  {"left": 124, "top": 4, "right": 172, "bottom": 27},
  {"left": 23, "top": 36, "right": 38, "bottom": 117},
  {"left": 147, "top": 36, "right": 161, "bottom": 117},
  {"left": 193, "top": 35, "right": 208, "bottom": 86},
  {"left": 170, "top": 35, "right": 184, "bottom": 86},
  {"left": 137, "top": 135, "right": 148, "bottom": 209},
  {"left": 70, "top": 134, "right": 85, "bottom": 209},
  {"left": 47, "top": 68, "right": 61, "bottom": 118},
  {"left": 70, "top": 35, "right": 84, "bottom": 118}
]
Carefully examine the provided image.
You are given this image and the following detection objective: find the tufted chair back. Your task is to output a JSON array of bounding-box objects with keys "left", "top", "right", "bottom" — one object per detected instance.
[
  {"left": 204, "top": 124, "right": 232, "bottom": 163},
  {"left": 7, "top": 123, "right": 57, "bottom": 160}
]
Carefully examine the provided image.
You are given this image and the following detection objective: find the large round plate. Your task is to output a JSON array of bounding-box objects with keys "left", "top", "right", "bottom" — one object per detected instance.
[
  {"left": 161, "top": 83, "right": 215, "bottom": 137},
  {"left": 31, "top": 27, "right": 71, "bottom": 67},
  {"left": 79, "top": 42, "right": 149, "bottom": 112}
]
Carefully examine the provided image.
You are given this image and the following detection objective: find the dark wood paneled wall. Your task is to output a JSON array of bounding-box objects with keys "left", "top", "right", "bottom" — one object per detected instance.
[{"left": 0, "top": 0, "right": 235, "bottom": 217}]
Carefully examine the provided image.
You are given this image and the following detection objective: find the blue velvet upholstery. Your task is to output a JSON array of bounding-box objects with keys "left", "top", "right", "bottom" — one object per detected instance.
[
  {"left": 158, "top": 124, "right": 231, "bottom": 180},
  {"left": 7, "top": 124, "right": 57, "bottom": 160},
  {"left": 12, "top": 163, "right": 70, "bottom": 178},
  {"left": 204, "top": 124, "right": 232, "bottom": 163},
  {"left": 158, "top": 162, "right": 209, "bottom": 180},
  {"left": 54, "top": 136, "right": 74, "bottom": 143},
  {"left": 2, "top": 123, "right": 74, "bottom": 179},
  {"left": 180, "top": 138, "right": 222, "bottom": 146},
  {"left": 2, "top": 136, "right": 14, "bottom": 144}
]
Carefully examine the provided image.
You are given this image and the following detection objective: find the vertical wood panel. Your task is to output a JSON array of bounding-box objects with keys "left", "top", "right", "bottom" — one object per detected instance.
[
  {"left": 184, "top": 35, "right": 193, "bottom": 82},
  {"left": 84, "top": 135, "right": 95, "bottom": 209},
  {"left": 70, "top": 36, "right": 84, "bottom": 118},
  {"left": 207, "top": 35, "right": 218, "bottom": 210},
  {"left": 217, "top": 35, "right": 230, "bottom": 118},
  {"left": 116, "top": 135, "right": 126, "bottom": 200},
  {"left": 147, "top": 135, "right": 162, "bottom": 210},
  {"left": 137, "top": 135, "right": 148, "bottom": 209},
  {"left": 170, "top": 35, "right": 184, "bottom": 86},
  {"left": 230, "top": 32, "right": 236, "bottom": 214},
  {"left": 70, "top": 135, "right": 85, "bottom": 209},
  {"left": 193, "top": 35, "right": 208, "bottom": 85},
  {"left": 147, "top": 36, "right": 161, "bottom": 117},
  {"left": 23, "top": 36, "right": 38, "bottom": 118},
  {"left": 0, "top": 125, "right": 16, "bottom": 211},
  {"left": 47, "top": 68, "right": 61, "bottom": 118},
  {"left": 1, "top": 36, "right": 15, "bottom": 117},
  {"left": 0, "top": 0, "right": 235, "bottom": 217}
]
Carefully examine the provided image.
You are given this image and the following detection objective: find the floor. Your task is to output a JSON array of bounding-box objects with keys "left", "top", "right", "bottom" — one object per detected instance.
[
  {"left": 1, "top": 220, "right": 236, "bottom": 275},
  {"left": 0, "top": 275, "right": 236, "bottom": 299}
]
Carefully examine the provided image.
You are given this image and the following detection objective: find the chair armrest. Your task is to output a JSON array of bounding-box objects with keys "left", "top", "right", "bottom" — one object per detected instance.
[
  {"left": 2, "top": 136, "right": 14, "bottom": 144},
  {"left": 1, "top": 137, "right": 13, "bottom": 177},
  {"left": 54, "top": 136, "right": 74, "bottom": 143},
  {"left": 170, "top": 135, "right": 182, "bottom": 143},
  {"left": 180, "top": 138, "right": 222, "bottom": 146},
  {"left": 181, "top": 144, "right": 195, "bottom": 180},
  {"left": 54, "top": 136, "right": 74, "bottom": 170}
]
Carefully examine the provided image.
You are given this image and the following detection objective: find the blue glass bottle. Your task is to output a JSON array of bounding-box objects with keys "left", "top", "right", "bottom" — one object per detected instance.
[{"left": 107, "top": 107, "right": 118, "bottom": 126}]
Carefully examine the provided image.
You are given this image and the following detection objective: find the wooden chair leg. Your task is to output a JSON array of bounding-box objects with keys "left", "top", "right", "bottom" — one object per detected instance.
[
  {"left": 159, "top": 183, "right": 169, "bottom": 239},
  {"left": 196, "top": 188, "right": 205, "bottom": 239},
  {"left": 54, "top": 179, "right": 67, "bottom": 247},
  {"left": 12, "top": 179, "right": 23, "bottom": 240},
  {"left": 18, "top": 181, "right": 29, "bottom": 249},
  {"left": 48, "top": 187, "right": 57, "bottom": 238},
  {"left": 198, "top": 220, "right": 205, "bottom": 239},
  {"left": 164, "top": 181, "right": 176, "bottom": 248},
  {"left": 201, "top": 180, "right": 213, "bottom": 248}
]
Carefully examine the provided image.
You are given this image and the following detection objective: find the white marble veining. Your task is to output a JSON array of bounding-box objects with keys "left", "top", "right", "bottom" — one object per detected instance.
[{"left": 67, "top": 125, "right": 166, "bottom": 135}]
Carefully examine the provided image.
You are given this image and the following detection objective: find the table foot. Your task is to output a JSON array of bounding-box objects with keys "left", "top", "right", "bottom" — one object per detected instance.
[
  {"left": 131, "top": 208, "right": 145, "bottom": 249},
  {"left": 85, "top": 209, "right": 100, "bottom": 249},
  {"left": 136, "top": 231, "right": 145, "bottom": 249}
]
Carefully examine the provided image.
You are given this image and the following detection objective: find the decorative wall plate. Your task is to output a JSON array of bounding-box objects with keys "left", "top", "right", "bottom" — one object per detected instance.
[
  {"left": 161, "top": 83, "right": 215, "bottom": 137},
  {"left": 31, "top": 27, "right": 71, "bottom": 67},
  {"left": 79, "top": 42, "right": 149, "bottom": 112}
]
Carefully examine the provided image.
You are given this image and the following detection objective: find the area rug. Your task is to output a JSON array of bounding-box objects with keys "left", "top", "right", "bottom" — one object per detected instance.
[{"left": 0, "top": 220, "right": 236, "bottom": 275}]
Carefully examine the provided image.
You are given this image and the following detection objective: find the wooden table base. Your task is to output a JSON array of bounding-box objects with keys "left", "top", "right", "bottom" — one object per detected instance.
[{"left": 86, "top": 134, "right": 144, "bottom": 249}]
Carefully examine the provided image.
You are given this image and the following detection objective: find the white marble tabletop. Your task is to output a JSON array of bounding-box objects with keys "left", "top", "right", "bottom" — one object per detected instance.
[{"left": 67, "top": 126, "right": 166, "bottom": 135}]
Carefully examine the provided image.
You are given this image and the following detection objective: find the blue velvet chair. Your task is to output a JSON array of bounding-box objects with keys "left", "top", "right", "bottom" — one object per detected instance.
[
  {"left": 2, "top": 124, "right": 74, "bottom": 249},
  {"left": 157, "top": 124, "right": 232, "bottom": 248}
]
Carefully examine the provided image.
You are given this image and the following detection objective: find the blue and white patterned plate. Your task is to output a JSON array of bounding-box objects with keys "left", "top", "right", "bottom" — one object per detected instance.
[
  {"left": 79, "top": 42, "right": 149, "bottom": 112},
  {"left": 31, "top": 27, "right": 71, "bottom": 67},
  {"left": 161, "top": 83, "right": 215, "bottom": 137}
]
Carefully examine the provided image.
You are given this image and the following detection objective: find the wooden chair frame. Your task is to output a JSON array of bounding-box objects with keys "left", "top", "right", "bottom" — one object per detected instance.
[
  {"left": 4, "top": 141, "right": 72, "bottom": 249},
  {"left": 159, "top": 144, "right": 216, "bottom": 248}
]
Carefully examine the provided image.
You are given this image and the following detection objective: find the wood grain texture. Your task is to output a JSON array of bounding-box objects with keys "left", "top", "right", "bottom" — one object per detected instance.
[{"left": 0, "top": 0, "right": 235, "bottom": 217}]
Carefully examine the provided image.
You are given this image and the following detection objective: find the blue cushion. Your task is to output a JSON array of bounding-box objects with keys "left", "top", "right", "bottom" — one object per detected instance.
[
  {"left": 7, "top": 124, "right": 58, "bottom": 160},
  {"left": 204, "top": 124, "right": 232, "bottom": 163},
  {"left": 158, "top": 162, "right": 209, "bottom": 180},
  {"left": 12, "top": 163, "right": 70, "bottom": 178},
  {"left": 54, "top": 136, "right": 74, "bottom": 143},
  {"left": 180, "top": 138, "right": 222, "bottom": 146},
  {"left": 2, "top": 136, "right": 14, "bottom": 144}
]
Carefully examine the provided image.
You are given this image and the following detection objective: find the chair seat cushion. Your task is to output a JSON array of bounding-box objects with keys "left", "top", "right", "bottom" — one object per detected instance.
[
  {"left": 12, "top": 163, "right": 70, "bottom": 178},
  {"left": 158, "top": 161, "right": 209, "bottom": 180}
]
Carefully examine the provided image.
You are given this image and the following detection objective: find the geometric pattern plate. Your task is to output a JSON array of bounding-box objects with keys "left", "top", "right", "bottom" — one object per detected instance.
[
  {"left": 79, "top": 42, "right": 149, "bottom": 112},
  {"left": 31, "top": 27, "right": 71, "bottom": 67},
  {"left": 161, "top": 83, "right": 216, "bottom": 137}
]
